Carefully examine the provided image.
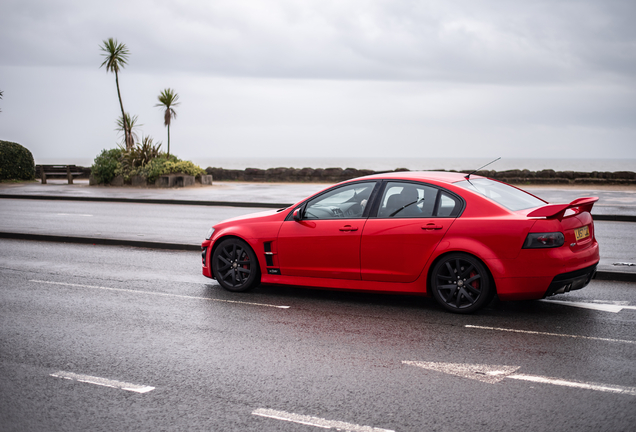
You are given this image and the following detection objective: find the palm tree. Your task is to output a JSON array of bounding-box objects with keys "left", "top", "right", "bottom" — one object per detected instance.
[
  {"left": 115, "top": 113, "right": 142, "bottom": 145},
  {"left": 99, "top": 38, "right": 133, "bottom": 150},
  {"left": 0, "top": 90, "right": 3, "bottom": 113},
  {"left": 155, "top": 88, "right": 180, "bottom": 157}
]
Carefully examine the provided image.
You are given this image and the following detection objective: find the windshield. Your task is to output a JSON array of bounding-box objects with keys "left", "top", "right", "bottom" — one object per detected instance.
[{"left": 455, "top": 178, "right": 546, "bottom": 211}]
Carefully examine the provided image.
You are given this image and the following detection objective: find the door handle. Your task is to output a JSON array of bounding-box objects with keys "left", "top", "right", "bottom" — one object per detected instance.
[
  {"left": 339, "top": 225, "right": 358, "bottom": 232},
  {"left": 422, "top": 223, "right": 443, "bottom": 230}
]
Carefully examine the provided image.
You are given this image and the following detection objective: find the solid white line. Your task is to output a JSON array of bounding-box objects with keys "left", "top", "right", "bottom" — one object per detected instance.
[
  {"left": 508, "top": 374, "right": 636, "bottom": 396},
  {"left": 252, "top": 408, "right": 395, "bottom": 432},
  {"left": 29, "top": 279, "right": 290, "bottom": 309},
  {"left": 538, "top": 299, "right": 626, "bottom": 313},
  {"left": 465, "top": 325, "right": 635, "bottom": 345},
  {"left": 403, "top": 361, "right": 636, "bottom": 396},
  {"left": 50, "top": 371, "right": 154, "bottom": 393}
]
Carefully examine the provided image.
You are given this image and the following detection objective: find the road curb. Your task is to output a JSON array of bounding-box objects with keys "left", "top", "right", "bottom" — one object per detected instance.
[
  {"left": 2, "top": 231, "right": 635, "bottom": 282},
  {"left": 0, "top": 232, "right": 199, "bottom": 251},
  {"left": 592, "top": 215, "right": 636, "bottom": 222},
  {"left": 595, "top": 270, "right": 636, "bottom": 283},
  {"left": 0, "top": 194, "right": 290, "bottom": 209}
]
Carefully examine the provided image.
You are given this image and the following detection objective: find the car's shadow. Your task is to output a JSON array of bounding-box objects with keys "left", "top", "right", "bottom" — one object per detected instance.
[{"left": 204, "top": 280, "right": 588, "bottom": 320}]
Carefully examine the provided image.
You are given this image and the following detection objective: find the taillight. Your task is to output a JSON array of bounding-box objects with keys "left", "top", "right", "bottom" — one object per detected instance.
[{"left": 523, "top": 232, "right": 564, "bottom": 249}]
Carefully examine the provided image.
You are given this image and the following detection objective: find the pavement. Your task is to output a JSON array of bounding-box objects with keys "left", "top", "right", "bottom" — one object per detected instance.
[{"left": 1, "top": 179, "right": 635, "bottom": 281}]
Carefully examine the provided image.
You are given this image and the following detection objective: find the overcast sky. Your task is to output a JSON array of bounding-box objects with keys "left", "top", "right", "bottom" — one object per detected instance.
[{"left": 0, "top": 0, "right": 634, "bottom": 167}]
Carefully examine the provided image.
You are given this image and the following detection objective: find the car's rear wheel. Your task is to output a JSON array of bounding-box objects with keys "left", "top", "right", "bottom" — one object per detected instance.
[
  {"left": 212, "top": 238, "right": 260, "bottom": 292},
  {"left": 430, "top": 253, "right": 492, "bottom": 313}
]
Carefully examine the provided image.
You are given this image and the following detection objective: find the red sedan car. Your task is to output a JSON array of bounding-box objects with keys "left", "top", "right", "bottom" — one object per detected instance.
[{"left": 201, "top": 172, "right": 599, "bottom": 313}]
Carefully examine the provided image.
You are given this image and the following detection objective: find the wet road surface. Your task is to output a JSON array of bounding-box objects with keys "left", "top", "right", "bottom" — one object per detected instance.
[{"left": 1, "top": 239, "right": 635, "bottom": 431}]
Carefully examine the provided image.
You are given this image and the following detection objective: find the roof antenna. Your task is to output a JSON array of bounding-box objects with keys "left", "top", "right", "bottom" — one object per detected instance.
[{"left": 465, "top": 157, "right": 501, "bottom": 180}]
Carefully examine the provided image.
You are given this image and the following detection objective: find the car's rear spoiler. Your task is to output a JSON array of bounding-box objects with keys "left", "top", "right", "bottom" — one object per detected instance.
[{"left": 527, "top": 197, "right": 599, "bottom": 220}]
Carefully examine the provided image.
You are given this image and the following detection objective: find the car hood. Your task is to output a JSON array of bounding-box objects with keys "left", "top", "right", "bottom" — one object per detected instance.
[{"left": 214, "top": 207, "right": 289, "bottom": 226}]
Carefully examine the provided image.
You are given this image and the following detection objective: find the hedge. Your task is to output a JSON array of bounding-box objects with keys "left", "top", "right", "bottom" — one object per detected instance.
[{"left": 0, "top": 140, "right": 35, "bottom": 180}]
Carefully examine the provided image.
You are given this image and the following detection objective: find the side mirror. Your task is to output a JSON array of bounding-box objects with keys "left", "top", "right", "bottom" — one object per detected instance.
[{"left": 292, "top": 208, "right": 302, "bottom": 221}]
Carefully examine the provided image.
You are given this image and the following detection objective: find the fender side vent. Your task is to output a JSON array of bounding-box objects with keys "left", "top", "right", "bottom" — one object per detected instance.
[{"left": 264, "top": 242, "right": 274, "bottom": 266}]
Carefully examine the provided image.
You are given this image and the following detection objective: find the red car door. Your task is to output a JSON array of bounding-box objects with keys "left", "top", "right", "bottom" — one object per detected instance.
[
  {"left": 277, "top": 219, "right": 365, "bottom": 280},
  {"left": 360, "top": 182, "right": 461, "bottom": 283},
  {"left": 277, "top": 182, "right": 376, "bottom": 280}
]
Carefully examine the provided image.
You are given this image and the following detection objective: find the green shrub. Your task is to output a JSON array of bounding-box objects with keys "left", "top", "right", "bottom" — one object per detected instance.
[
  {"left": 120, "top": 137, "right": 162, "bottom": 171},
  {"left": 91, "top": 148, "right": 123, "bottom": 184},
  {"left": 0, "top": 140, "right": 35, "bottom": 180},
  {"left": 134, "top": 156, "right": 206, "bottom": 183},
  {"left": 91, "top": 144, "right": 205, "bottom": 185}
]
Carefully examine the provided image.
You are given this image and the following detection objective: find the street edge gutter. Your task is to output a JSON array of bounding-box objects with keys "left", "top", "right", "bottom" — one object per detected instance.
[
  {"left": 1, "top": 231, "right": 635, "bottom": 282},
  {"left": 0, "top": 194, "right": 291, "bottom": 209},
  {"left": 0, "top": 231, "right": 199, "bottom": 251}
]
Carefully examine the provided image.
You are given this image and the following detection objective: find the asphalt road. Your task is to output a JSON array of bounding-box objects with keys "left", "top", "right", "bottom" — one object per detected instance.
[
  {"left": 2, "top": 181, "right": 635, "bottom": 216},
  {"left": 1, "top": 239, "right": 635, "bottom": 431},
  {"left": 1, "top": 198, "right": 634, "bottom": 267}
]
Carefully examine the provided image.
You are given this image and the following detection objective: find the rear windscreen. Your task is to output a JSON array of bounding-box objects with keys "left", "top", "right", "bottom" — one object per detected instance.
[{"left": 455, "top": 178, "right": 546, "bottom": 211}]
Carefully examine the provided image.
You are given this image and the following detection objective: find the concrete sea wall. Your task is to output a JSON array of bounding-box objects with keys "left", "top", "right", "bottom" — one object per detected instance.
[{"left": 206, "top": 167, "right": 636, "bottom": 185}]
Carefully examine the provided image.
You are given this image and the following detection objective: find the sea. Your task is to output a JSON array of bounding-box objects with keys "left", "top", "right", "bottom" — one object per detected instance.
[{"left": 36, "top": 157, "right": 635, "bottom": 173}]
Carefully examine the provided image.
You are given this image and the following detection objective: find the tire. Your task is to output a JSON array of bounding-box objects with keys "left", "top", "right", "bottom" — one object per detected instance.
[
  {"left": 430, "top": 253, "right": 493, "bottom": 314},
  {"left": 212, "top": 238, "right": 260, "bottom": 292}
]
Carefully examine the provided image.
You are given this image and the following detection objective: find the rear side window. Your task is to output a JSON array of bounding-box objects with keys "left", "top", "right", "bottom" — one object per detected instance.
[
  {"left": 437, "top": 192, "right": 459, "bottom": 217},
  {"left": 377, "top": 182, "right": 462, "bottom": 218},
  {"left": 455, "top": 178, "right": 546, "bottom": 211}
]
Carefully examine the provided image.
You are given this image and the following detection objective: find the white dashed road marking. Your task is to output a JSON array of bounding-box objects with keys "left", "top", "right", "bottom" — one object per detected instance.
[
  {"left": 465, "top": 325, "right": 636, "bottom": 344},
  {"left": 55, "top": 213, "right": 93, "bottom": 217},
  {"left": 252, "top": 408, "right": 395, "bottom": 432},
  {"left": 403, "top": 361, "right": 636, "bottom": 396},
  {"left": 29, "top": 279, "right": 290, "bottom": 309},
  {"left": 505, "top": 374, "right": 636, "bottom": 396},
  {"left": 50, "top": 371, "right": 155, "bottom": 393}
]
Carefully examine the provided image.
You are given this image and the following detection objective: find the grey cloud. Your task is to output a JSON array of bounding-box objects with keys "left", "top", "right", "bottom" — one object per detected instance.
[{"left": 1, "top": 0, "right": 634, "bottom": 83}]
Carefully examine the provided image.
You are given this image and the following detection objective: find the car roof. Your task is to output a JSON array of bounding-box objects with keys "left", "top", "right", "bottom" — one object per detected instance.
[{"left": 359, "top": 171, "right": 483, "bottom": 184}]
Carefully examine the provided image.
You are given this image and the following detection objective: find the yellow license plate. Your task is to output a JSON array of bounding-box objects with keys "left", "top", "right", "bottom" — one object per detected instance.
[{"left": 575, "top": 226, "right": 590, "bottom": 241}]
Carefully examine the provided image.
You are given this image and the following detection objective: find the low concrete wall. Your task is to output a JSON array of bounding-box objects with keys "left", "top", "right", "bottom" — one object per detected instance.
[{"left": 205, "top": 167, "right": 636, "bottom": 185}]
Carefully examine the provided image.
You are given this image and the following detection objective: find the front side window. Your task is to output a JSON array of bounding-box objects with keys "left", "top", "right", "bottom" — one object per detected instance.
[
  {"left": 455, "top": 178, "right": 546, "bottom": 211},
  {"left": 304, "top": 182, "right": 376, "bottom": 219}
]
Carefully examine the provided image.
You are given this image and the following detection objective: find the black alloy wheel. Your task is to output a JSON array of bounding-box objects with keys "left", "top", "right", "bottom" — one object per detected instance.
[
  {"left": 212, "top": 238, "right": 260, "bottom": 292},
  {"left": 430, "top": 253, "right": 492, "bottom": 313}
]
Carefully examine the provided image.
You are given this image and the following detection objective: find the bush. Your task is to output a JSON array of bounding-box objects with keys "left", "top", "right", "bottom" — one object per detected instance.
[
  {"left": 0, "top": 140, "right": 35, "bottom": 180},
  {"left": 91, "top": 143, "right": 205, "bottom": 185},
  {"left": 120, "top": 136, "right": 162, "bottom": 171},
  {"left": 133, "top": 155, "right": 206, "bottom": 183},
  {"left": 91, "top": 148, "right": 123, "bottom": 184}
]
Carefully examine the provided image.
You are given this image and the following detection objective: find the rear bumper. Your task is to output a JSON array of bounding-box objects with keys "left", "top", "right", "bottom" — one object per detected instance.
[{"left": 544, "top": 263, "right": 597, "bottom": 297}]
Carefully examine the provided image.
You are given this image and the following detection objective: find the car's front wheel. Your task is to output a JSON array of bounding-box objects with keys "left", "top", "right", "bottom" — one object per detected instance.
[
  {"left": 212, "top": 238, "right": 260, "bottom": 292},
  {"left": 430, "top": 253, "right": 492, "bottom": 313}
]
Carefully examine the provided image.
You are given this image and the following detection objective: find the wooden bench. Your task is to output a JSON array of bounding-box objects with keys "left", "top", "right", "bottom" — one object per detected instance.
[{"left": 40, "top": 165, "right": 85, "bottom": 184}]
